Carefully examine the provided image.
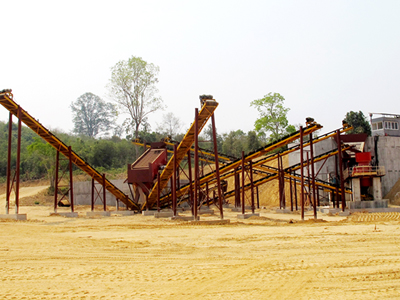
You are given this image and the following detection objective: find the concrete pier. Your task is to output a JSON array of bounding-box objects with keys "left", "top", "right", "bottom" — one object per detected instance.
[
  {"left": 0, "top": 214, "right": 27, "bottom": 220},
  {"left": 86, "top": 211, "right": 111, "bottom": 217},
  {"left": 237, "top": 213, "right": 260, "bottom": 219}
]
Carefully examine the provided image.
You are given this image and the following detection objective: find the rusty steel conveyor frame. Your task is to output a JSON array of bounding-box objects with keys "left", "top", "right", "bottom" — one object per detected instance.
[
  {"left": 156, "top": 124, "right": 353, "bottom": 208},
  {"left": 152, "top": 122, "right": 323, "bottom": 208},
  {"left": 0, "top": 89, "right": 140, "bottom": 211},
  {"left": 144, "top": 99, "right": 219, "bottom": 210}
]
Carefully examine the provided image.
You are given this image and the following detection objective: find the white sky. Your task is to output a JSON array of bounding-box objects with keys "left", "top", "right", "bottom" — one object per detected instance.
[{"left": 1, "top": 0, "right": 400, "bottom": 137}]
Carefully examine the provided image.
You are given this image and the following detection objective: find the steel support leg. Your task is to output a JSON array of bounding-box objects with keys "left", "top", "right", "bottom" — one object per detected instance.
[
  {"left": 300, "top": 126, "right": 304, "bottom": 220},
  {"left": 6, "top": 112, "right": 12, "bottom": 214},
  {"left": 15, "top": 107, "right": 22, "bottom": 214},
  {"left": 211, "top": 114, "right": 223, "bottom": 219},
  {"left": 241, "top": 151, "right": 245, "bottom": 215},
  {"left": 172, "top": 144, "right": 177, "bottom": 217},
  {"left": 54, "top": 150, "right": 60, "bottom": 213},
  {"left": 336, "top": 130, "right": 346, "bottom": 211},
  {"left": 68, "top": 146, "right": 74, "bottom": 212},
  {"left": 102, "top": 174, "right": 106, "bottom": 211},
  {"left": 250, "top": 161, "right": 255, "bottom": 214},
  {"left": 157, "top": 172, "right": 161, "bottom": 213},
  {"left": 194, "top": 108, "right": 199, "bottom": 220},
  {"left": 91, "top": 178, "right": 95, "bottom": 211},
  {"left": 310, "top": 133, "right": 317, "bottom": 219}
]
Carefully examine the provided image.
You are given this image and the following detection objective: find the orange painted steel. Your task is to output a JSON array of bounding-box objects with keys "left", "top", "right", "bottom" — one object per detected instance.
[{"left": 0, "top": 90, "right": 140, "bottom": 211}]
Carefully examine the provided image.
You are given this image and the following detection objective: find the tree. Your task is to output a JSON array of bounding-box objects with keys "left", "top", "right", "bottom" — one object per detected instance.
[
  {"left": 70, "top": 92, "right": 116, "bottom": 138},
  {"left": 250, "top": 92, "right": 290, "bottom": 142},
  {"left": 156, "top": 112, "right": 183, "bottom": 140},
  {"left": 344, "top": 111, "right": 371, "bottom": 135},
  {"left": 246, "top": 130, "right": 261, "bottom": 153},
  {"left": 27, "top": 137, "right": 56, "bottom": 188},
  {"left": 222, "top": 130, "right": 246, "bottom": 158},
  {"left": 107, "top": 56, "right": 164, "bottom": 140}
]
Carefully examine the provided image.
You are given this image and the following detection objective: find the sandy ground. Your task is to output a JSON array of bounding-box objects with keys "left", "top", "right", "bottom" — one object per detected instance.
[
  {"left": 0, "top": 186, "right": 49, "bottom": 209},
  {"left": 1, "top": 204, "right": 400, "bottom": 299}
]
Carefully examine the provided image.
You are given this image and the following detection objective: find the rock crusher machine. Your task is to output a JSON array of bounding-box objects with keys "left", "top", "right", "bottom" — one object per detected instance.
[{"left": 127, "top": 143, "right": 168, "bottom": 207}]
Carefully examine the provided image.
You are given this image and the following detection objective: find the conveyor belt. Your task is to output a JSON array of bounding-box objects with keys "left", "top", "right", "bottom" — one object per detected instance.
[
  {"left": 156, "top": 122, "right": 323, "bottom": 207},
  {"left": 144, "top": 99, "right": 219, "bottom": 209},
  {"left": 0, "top": 89, "right": 140, "bottom": 211}
]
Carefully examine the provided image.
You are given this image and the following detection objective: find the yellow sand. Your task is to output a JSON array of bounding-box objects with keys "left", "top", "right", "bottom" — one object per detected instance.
[{"left": 1, "top": 205, "right": 400, "bottom": 299}]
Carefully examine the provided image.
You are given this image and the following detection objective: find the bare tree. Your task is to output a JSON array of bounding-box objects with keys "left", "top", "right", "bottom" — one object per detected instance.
[
  {"left": 156, "top": 112, "right": 183, "bottom": 140},
  {"left": 107, "top": 56, "right": 164, "bottom": 139}
]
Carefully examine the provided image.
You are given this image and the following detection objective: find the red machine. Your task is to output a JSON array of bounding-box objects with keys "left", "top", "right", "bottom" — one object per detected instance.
[
  {"left": 352, "top": 152, "right": 373, "bottom": 187},
  {"left": 128, "top": 144, "right": 167, "bottom": 200}
]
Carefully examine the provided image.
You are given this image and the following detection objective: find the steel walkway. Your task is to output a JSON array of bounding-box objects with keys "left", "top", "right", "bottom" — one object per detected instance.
[{"left": 0, "top": 89, "right": 140, "bottom": 211}]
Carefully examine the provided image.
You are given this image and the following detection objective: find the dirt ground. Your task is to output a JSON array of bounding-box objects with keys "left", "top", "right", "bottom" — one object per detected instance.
[{"left": 1, "top": 201, "right": 400, "bottom": 299}]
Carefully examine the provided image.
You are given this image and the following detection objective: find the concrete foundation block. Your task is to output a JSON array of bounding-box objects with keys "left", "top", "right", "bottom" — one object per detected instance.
[
  {"left": 170, "top": 215, "right": 199, "bottom": 221},
  {"left": 198, "top": 209, "right": 214, "bottom": 215},
  {"left": 320, "top": 208, "right": 342, "bottom": 214},
  {"left": 237, "top": 213, "right": 260, "bottom": 219},
  {"left": 0, "top": 214, "right": 27, "bottom": 220},
  {"left": 86, "top": 211, "right": 111, "bottom": 217},
  {"left": 113, "top": 211, "right": 135, "bottom": 216},
  {"left": 275, "top": 209, "right": 293, "bottom": 214},
  {"left": 189, "top": 219, "right": 230, "bottom": 225},
  {"left": 347, "top": 200, "right": 389, "bottom": 210},
  {"left": 154, "top": 211, "right": 174, "bottom": 218},
  {"left": 338, "top": 211, "right": 351, "bottom": 216},
  {"left": 50, "top": 212, "right": 79, "bottom": 218},
  {"left": 142, "top": 210, "right": 156, "bottom": 216}
]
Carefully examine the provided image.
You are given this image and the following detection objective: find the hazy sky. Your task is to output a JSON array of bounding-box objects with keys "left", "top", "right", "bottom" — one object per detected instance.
[{"left": 2, "top": 0, "right": 400, "bottom": 138}]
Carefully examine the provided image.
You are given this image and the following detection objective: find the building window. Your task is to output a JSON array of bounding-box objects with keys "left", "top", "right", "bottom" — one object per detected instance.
[
  {"left": 372, "top": 122, "right": 383, "bottom": 130},
  {"left": 384, "top": 121, "right": 399, "bottom": 130}
]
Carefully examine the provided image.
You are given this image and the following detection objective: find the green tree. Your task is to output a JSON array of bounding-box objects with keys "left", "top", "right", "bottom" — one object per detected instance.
[
  {"left": 70, "top": 92, "right": 116, "bottom": 138},
  {"left": 246, "top": 130, "right": 261, "bottom": 153},
  {"left": 250, "top": 92, "right": 290, "bottom": 142},
  {"left": 222, "top": 130, "right": 246, "bottom": 158},
  {"left": 27, "top": 137, "right": 56, "bottom": 188},
  {"left": 344, "top": 111, "right": 371, "bottom": 135},
  {"left": 107, "top": 56, "right": 164, "bottom": 140}
]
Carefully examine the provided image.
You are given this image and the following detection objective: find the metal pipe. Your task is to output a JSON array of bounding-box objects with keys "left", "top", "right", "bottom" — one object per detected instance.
[{"left": 211, "top": 114, "right": 223, "bottom": 219}]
